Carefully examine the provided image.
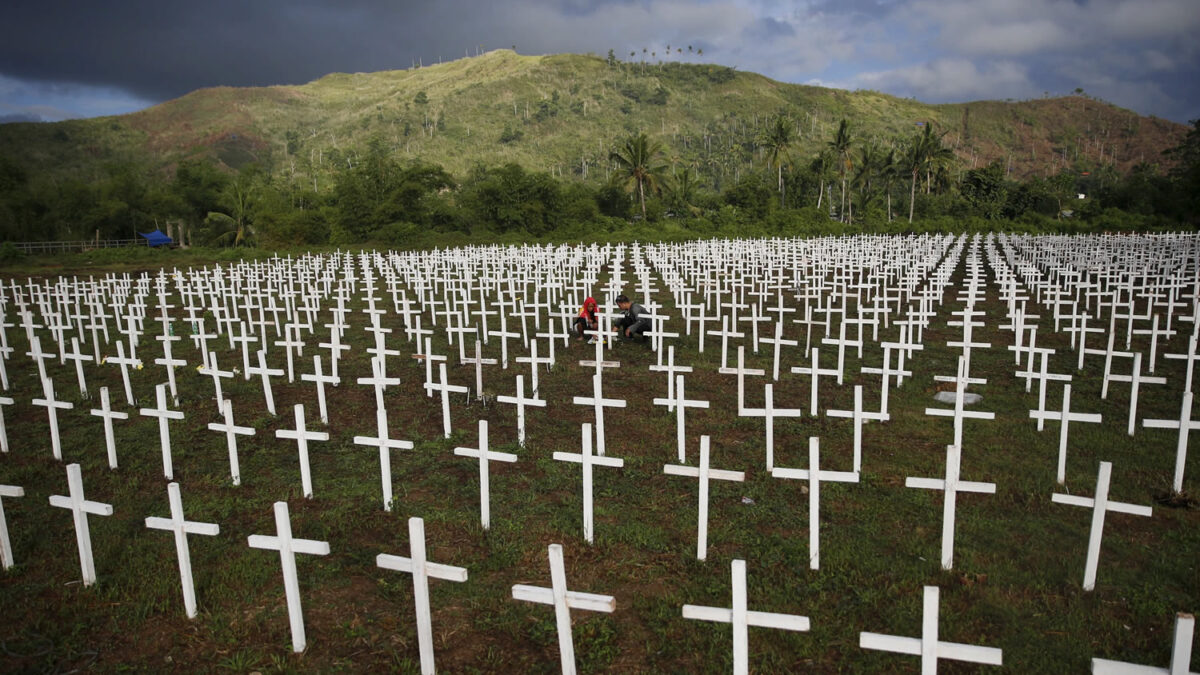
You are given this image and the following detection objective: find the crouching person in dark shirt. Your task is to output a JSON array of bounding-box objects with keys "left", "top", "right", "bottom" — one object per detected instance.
[{"left": 614, "top": 294, "right": 650, "bottom": 342}]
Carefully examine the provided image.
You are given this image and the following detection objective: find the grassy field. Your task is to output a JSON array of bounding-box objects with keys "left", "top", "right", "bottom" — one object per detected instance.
[{"left": 0, "top": 237, "right": 1196, "bottom": 673}]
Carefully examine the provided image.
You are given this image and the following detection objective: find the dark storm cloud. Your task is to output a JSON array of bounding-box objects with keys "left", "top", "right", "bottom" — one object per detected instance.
[{"left": 0, "top": 0, "right": 1196, "bottom": 122}]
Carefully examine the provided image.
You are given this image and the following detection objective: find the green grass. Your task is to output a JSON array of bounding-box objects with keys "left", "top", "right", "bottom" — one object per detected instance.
[{"left": 0, "top": 236, "right": 1196, "bottom": 672}]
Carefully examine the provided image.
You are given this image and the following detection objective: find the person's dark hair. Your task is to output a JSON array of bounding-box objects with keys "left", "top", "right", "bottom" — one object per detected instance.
[{"left": 615, "top": 294, "right": 629, "bottom": 303}]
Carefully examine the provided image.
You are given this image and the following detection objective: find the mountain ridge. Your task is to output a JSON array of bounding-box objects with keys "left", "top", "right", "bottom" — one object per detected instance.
[{"left": 0, "top": 49, "right": 1186, "bottom": 188}]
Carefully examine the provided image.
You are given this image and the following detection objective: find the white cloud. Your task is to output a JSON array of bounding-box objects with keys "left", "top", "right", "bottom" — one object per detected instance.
[{"left": 854, "top": 58, "right": 1034, "bottom": 101}]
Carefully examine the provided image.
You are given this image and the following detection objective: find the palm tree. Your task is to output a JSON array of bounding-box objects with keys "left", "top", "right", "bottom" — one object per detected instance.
[
  {"left": 916, "top": 123, "right": 954, "bottom": 194},
  {"left": 903, "top": 139, "right": 923, "bottom": 223},
  {"left": 758, "top": 115, "right": 796, "bottom": 207},
  {"left": 609, "top": 132, "right": 670, "bottom": 220},
  {"left": 828, "top": 119, "right": 853, "bottom": 222},
  {"left": 811, "top": 150, "right": 834, "bottom": 212},
  {"left": 878, "top": 148, "right": 900, "bottom": 222},
  {"left": 203, "top": 173, "right": 256, "bottom": 246}
]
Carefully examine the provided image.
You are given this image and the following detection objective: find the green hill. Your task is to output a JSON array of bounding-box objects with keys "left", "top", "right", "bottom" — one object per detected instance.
[{"left": 0, "top": 49, "right": 1187, "bottom": 192}]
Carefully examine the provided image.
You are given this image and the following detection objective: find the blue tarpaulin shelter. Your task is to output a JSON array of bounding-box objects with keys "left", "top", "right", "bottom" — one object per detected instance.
[{"left": 138, "top": 229, "right": 173, "bottom": 247}]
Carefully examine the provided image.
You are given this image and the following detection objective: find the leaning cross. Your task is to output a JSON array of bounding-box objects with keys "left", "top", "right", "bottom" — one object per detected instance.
[
  {"left": 682, "top": 558, "right": 810, "bottom": 675},
  {"left": 771, "top": 437, "right": 859, "bottom": 570},
  {"left": 553, "top": 422, "right": 625, "bottom": 543},
  {"left": 859, "top": 585, "right": 1004, "bottom": 671},
  {"left": 376, "top": 517, "right": 469, "bottom": 675},
  {"left": 247, "top": 501, "right": 331, "bottom": 653},
  {"left": 453, "top": 420, "right": 518, "bottom": 530},
  {"left": 1052, "top": 461, "right": 1153, "bottom": 591},
  {"left": 511, "top": 543, "right": 615, "bottom": 675},
  {"left": 905, "top": 444, "right": 996, "bottom": 570},
  {"left": 664, "top": 435, "right": 745, "bottom": 561},
  {"left": 144, "top": 482, "right": 220, "bottom": 618},
  {"left": 48, "top": 463, "right": 113, "bottom": 587}
]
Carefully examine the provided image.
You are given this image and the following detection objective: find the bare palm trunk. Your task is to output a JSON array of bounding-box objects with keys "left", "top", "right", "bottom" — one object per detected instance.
[
  {"left": 816, "top": 182, "right": 824, "bottom": 209},
  {"left": 908, "top": 171, "right": 918, "bottom": 223},
  {"left": 887, "top": 190, "right": 893, "bottom": 222},
  {"left": 839, "top": 174, "right": 846, "bottom": 222},
  {"left": 778, "top": 164, "right": 784, "bottom": 208},
  {"left": 639, "top": 179, "right": 647, "bottom": 219}
]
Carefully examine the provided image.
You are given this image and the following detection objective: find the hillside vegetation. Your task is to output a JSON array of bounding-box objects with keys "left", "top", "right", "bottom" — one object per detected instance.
[{"left": 0, "top": 50, "right": 1185, "bottom": 188}]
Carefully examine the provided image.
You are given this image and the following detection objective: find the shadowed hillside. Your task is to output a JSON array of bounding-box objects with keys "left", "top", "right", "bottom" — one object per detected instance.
[{"left": 0, "top": 50, "right": 1186, "bottom": 191}]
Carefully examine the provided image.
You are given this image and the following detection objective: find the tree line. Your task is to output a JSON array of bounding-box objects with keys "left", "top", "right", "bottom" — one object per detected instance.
[{"left": 0, "top": 117, "right": 1196, "bottom": 252}]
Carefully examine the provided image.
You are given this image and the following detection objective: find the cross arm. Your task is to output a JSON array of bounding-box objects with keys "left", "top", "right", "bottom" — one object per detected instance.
[
  {"left": 663, "top": 464, "right": 701, "bottom": 478},
  {"left": 552, "top": 452, "right": 624, "bottom": 469},
  {"left": 375, "top": 554, "right": 468, "bottom": 582},
  {"left": 454, "top": 448, "right": 519, "bottom": 463},
  {"left": 859, "top": 632, "right": 921, "bottom": 655},
  {"left": 48, "top": 496, "right": 113, "bottom": 515},
  {"left": 1090, "top": 660, "right": 1167, "bottom": 675},
  {"left": 511, "top": 585, "right": 616, "bottom": 613},
  {"left": 145, "top": 516, "right": 220, "bottom": 536},
  {"left": 681, "top": 605, "right": 811, "bottom": 632},
  {"left": 1051, "top": 494, "right": 1095, "bottom": 508}
]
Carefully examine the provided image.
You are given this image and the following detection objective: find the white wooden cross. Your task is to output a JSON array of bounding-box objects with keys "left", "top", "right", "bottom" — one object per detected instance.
[
  {"left": 425, "top": 362, "right": 469, "bottom": 439},
  {"left": 1029, "top": 384, "right": 1102, "bottom": 484},
  {"left": 572, "top": 372, "right": 626, "bottom": 456},
  {"left": 821, "top": 320, "right": 861, "bottom": 385},
  {"left": 106, "top": 339, "right": 142, "bottom": 406},
  {"left": 718, "top": 345, "right": 765, "bottom": 415},
  {"left": 708, "top": 315, "right": 745, "bottom": 372},
  {"left": 827, "top": 385, "right": 887, "bottom": 473},
  {"left": 511, "top": 543, "right": 615, "bottom": 675},
  {"left": 654, "top": 374, "right": 710, "bottom": 463},
  {"left": 231, "top": 322, "right": 259, "bottom": 380},
  {"left": 926, "top": 356, "right": 994, "bottom": 449},
  {"left": 648, "top": 345, "right": 692, "bottom": 409},
  {"left": 275, "top": 404, "right": 328, "bottom": 499},
  {"left": 1092, "top": 612, "right": 1197, "bottom": 675},
  {"left": 488, "top": 311, "right": 521, "bottom": 369},
  {"left": 139, "top": 383, "right": 185, "bottom": 479},
  {"left": 1016, "top": 349, "right": 1072, "bottom": 431},
  {"left": 48, "top": 463, "right": 113, "bottom": 587},
  {"left": 905, "top": 444, "right": 996, "bottom": 570},
  {"left": 0, "top": 395, "right": 10, "bottom": 453},
  {"left": 248, "top": 349, "right": 284, "bottom": 415},
  {"left": 514, "top": 338, "right": 553, "bottom": 395},
  {"left": 1105, "top": 352, "right": 1167, "bottom": 436},
  {"left": 199, "top": 350, "right": 235, "bottom": 414},
  {"left": 318, "top": 319, "right": 349, "bottom": 381},
  {"left": 26, "top": 335, "right": 53, "bottom": 389},
  {"left": 154, "top": 332, "right": 186, "bottom": 404},
  {"left": 454, "top": 420, "right": 518, "bottom": 530},
  {"left": 496, "top": 374, "right": 545, "bottom": 448},
  {"left": 353, "top": 362, "right": 413, "bottom": 511},
  {"left": 208, "top": 398, "right": 255, "bottom": 486},
  {"left": 64, "top": 337, "right": 93, "bottom": 398},
  {"left": 759, "top": 320, "right": 797, "bottom": 381},
  {"left": 300, "top": 354, "right": 339, "bottom": 424},
  {"left": 89, "top": 386, "right": 128, "bottom": 469},
  {"left": 376, "top": 517, "right": 469, "bottom": 675},
  {"left": 741, "top": 383, "right": 803, "bottom": 471},
  {"left": 664, "top": 435, "right": 745, "bottom": 561},
  {"left": 274, "top": 322, "right": 305, "bottom": 383},
  {"left": 578, "top": 316, "right": 620, "bottom": 374},
  {"left": 553, "top": 423, "right": 625, "bottom": 543},
  {"left": 247, "top": 501, "right": 331, "bottom": 653},
  {"left": 144, "top": 482, "right": 220, "bottom": 618},
  {"left": 32, "top": 377, "right": 73, "bottom": 461},
  {"left": 1163, "top": 334, "right": 1199, "bottom": 395},
  {"left": 859, "top": 585, "right": 1003, "bottom": 671},
  {"left": 771, "top": 437, "right": 859, "bottom": 570},
  {"left": 1143, "top": 391, "right": 1199, "bottom": 494},
  {"left": 0, "top": 483, "right": 25, "bottom": 570},
  {"left": 681, "top": 558, "right": 810, "bottom": 675},
  {"left": 461, "top": 339, "right": 498, "bottom": 401},
  {"left": 791, "top": 347, "right": 841, "bottom": 416},
  {"left": 1052, "top": 461, "right": 1153, "bottom": 591}
]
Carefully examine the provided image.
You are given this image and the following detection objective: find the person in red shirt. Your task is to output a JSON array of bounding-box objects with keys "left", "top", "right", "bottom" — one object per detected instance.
[{"left": 574, "top": 296, "right": 599, "bottom": 343}]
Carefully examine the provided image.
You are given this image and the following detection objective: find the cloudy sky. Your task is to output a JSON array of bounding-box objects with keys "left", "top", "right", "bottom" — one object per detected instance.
[{"left": 1, "top": 0, "right": 1196, "bottom": 124}]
